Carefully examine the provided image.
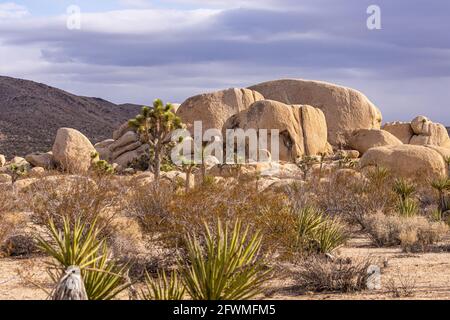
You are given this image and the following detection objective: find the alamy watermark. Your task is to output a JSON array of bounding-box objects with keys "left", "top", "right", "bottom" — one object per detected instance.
[
  {"left": 66, "top": 5, "right": 81, "bottom": 30},
  {"left": 170, "top": 121, "right": 280, "bottom": 173},
  {"left": 367, "top": 5, "right": 382, "bottom": 30}
]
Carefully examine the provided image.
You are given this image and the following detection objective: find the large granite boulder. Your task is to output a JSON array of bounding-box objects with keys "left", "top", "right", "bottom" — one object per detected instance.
[{"left": 248, "top": 79, "right": 382, "bottom": 147}]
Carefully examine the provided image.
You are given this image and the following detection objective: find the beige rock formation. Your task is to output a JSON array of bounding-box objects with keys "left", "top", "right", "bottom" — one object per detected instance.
[
  {"left": 177, "top": 88, "right": 264, "bottom": 134},
  {"left": 113, "top": 144, "right": 149, "bottom": 168},
  {"left": 248, "top": 79, "right": 382, "bottom": 147},
  {"left": 25, "top": 152, "right": 54, "bottom": 169},
  {"left": 52, "top": 128, "right": 96, "bottom": 173},
  {"left": 223, "top": 100, "right": 330, "bottom": 162},
  {"left": 382, "top": 122, "right": 414, "bottom": 144},
  {"left": 0, "top": 154, "right": 5, "bottom": 167},
  {"left": 348, "top": 129, "right": 403, "bottom": 155},
  {"left": 410, "top": 116, "right": 450, "bottom": 147},
  {"left": 360, "top": 145, "right": 447, "bottom": 178}
]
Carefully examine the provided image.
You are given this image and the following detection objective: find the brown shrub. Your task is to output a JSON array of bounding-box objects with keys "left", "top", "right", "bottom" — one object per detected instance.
[
  {"left": 24, "top": 174, "right": 122, "bottom": 231},
  {"left": 295, "top": 255, "right": 373, "bottom": 293},
  {"left": 362, "top": 212, "right": 448, "bottom": 251}
]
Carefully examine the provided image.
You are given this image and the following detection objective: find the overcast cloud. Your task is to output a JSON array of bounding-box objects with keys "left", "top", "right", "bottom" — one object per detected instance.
[{"left": 0, "top": 0, "right": 449, "bottom": 124}]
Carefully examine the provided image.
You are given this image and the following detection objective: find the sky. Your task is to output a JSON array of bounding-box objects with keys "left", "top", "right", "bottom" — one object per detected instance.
[{"left": 0, "top": 0, "right": 449, "bottom": 124}]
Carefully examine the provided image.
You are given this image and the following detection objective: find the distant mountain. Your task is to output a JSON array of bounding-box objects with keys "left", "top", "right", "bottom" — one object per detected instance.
[
  {"left": 0, "top": 76, "right": 141, "bottom": 157},
  {"left": 447, "top": 127, "right": 450, "bottom": 135}
]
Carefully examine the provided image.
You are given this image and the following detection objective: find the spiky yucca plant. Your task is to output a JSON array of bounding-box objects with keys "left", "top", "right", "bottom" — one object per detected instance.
[
  {"left": 393, "top": 178, "right": 416, "bottom": 201},
  {"left": 128, "top": 99, "right": 183, "bottom": 183},
  {"left": 37, "top": 218, "right": 104, "bottom": 269},
  {"left": 366, "top": 166, "right": 390, "bottom": 186},
  {"left": 396, "top": 198, "right": 418, "bottom": 217},
  {"left": 140, "top": 270, "right": 185, "bottom": 300},
  {"left": 83, "top": 244, "right": 130, "bottom": 300},
  {"left": 180, "top": 220, "right": 270, "bottom": 300},
  {"left": 294, "top": 207, "right": 324, "bottom": 253},
  {"left": 314, "top": 218, "right": 348, "bottom": 254},
  {"left": 431, "top": 177, "right": 450, "bottom": 213},
  {"left": 293, "top": 207, "right": 348, "bottom": 255},
  {"left": 37, "top": 217, "right": 129, "bottom": 300}
]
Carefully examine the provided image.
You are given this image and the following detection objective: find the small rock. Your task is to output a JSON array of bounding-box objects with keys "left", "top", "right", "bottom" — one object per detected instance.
[{"left": 30, "top": 167, "right": 46, "bottom": 176}]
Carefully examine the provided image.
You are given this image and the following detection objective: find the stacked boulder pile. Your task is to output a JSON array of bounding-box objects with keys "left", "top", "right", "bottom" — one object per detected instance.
[
  {"left": 1, "top": 78, "right": 449, "bottom": 182},
  {"left": 94, "top": 124, "right": 149, "bottom": 169}
]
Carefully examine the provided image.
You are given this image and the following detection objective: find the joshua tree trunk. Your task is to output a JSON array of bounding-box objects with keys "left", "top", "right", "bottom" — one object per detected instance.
[{"left": 154, "top": 146, "right": 161, "bottom": 184}]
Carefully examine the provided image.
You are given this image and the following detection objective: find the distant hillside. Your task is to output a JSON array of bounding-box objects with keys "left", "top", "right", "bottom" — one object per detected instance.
[
  {"left": 447, "top": 127, "right": 450, "bottom": 135},
  {"left": 0, "top": 76, "right": 141, "bottom": 157}
]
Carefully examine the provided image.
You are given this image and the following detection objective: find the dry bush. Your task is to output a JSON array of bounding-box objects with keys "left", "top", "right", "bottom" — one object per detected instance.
[
  {"left": 0, "top": 186, "right": 24, "bottom": 253},
  {"left": 295, "top": 255, "right": 373, "bottom": 293},
  {"left": 287, "top": 167, "right": 397, "bottom": 228},
  {"left": 24, "top": 174, "right": 122, "bottom": 231},
  {"left": 385, "top": 271, "right": 417, "bottom": 298},
  {"left": 127, "top": 178, "right": 295, "bottom": 258},
  {"left": 362, "top": 212, "right": 448, "bottom": 251}
]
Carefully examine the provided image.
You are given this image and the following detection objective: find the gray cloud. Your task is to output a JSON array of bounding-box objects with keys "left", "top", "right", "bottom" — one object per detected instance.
[{"left": 0, "top": 0, "right": 449, "bottom": 123}]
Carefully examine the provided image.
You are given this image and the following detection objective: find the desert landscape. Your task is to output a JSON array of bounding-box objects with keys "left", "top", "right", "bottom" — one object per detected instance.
[{"left": 1, "top": 77, "right": 450, "bottom": 300}]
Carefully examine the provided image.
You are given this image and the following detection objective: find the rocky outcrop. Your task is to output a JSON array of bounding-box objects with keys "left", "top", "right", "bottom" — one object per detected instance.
[
  {"left": 223, "top": 100, "right": 331, "bottom": 162},
  {"left": 410, "top": 116, "right": 450, "bottom": 147},
  {"left": 360, "top": 145, "right": 447, "bottom": 179},
  {"left": 382, "top": 122, "right": 414, "bottom": 144},
  {"left": 248, "top": 79, "right": 382, "bottom": 147},
  {"left": 383, "top": 116, "right": 450, "bottom": 148},
  {"left": 95, "top": 128, "right": 148, "bottom": 169},
  {"left": 177, "top": 88, "right": 264, "bottom": 135},
  {"left": 0, "top": 154, "right": 5, "bottom": 167},
  {"left": 25, "top": 152, "right": 55, "bottom": 169},
  {"left": 52, "top": 128, "right": 96, "bottom": 173},
  {"left": 348, "top": 129, "right": 403, "bottom": 155}
]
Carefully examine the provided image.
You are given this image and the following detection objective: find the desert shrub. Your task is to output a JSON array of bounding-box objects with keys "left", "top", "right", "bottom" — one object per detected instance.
[
  {"left": 290, "top": 167, "right": 396, "bottom": 228},
  {"left": 0, "top": 189, "right": 22, "bottom": 250},
  {"left": 26, "top": 174, "right": 120, "bottom": 230},
  {"left": 180, "top": 219, "right": 270, "bottom": 300},
  {"left": 362, "top": 212, "right": 448, "bottom": 251},
  {"left": 140, "top": 270, "right": 185, "bottom": 300},
  {"left": 37, "top": 217, "right": 129, "bottom": 300},
  {"left": 126, "top": 183, "right": 172, "bottom": 234},
  {"left": 386, "top": 271, "right": 417, "bottom": 298},
  {"left": 295, "top": 256, "right": 373, "bottom": 293},
  {"left": 131, "top": 179, "right": 288, "bottom": 251}
]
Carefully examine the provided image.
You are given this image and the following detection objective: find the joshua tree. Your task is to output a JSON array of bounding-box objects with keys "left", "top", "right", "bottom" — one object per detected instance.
[
  {"left": 180, "top": 157, "right": 197, "bottom": 193},
  {"left": 128, "top": 99, "right": 183, "bottom": 183}
]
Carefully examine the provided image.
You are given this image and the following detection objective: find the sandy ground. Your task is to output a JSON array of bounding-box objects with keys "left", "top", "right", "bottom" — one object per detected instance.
[{"left": 0, "top": 235, "right": 449, "bottom": 300}]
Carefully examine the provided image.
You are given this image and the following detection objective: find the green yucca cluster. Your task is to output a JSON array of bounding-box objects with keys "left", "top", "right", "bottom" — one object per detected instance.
[
  {"left": 128, "top": 99, "right": 184, "bottom": 183},
  {"left": 293, "top": 207, "right": 348, "bottom": 255},
  {"left": 140, "top": 220, "right": 270, "bottom": 300},
  {"left": 37, "top": 217, "right": 129, "bottom": 300},
  {"left": 140, "top": 270, "right": 185, "bottom": 300},
  {"left": 181, "top": 220, "right": 270, "bottom": 300},
  {"left": 393, "top": 178, "right": 418, "bottom": 217},
  {"left": 431, "top": 177, "right": 450, "bottom": 214}
]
